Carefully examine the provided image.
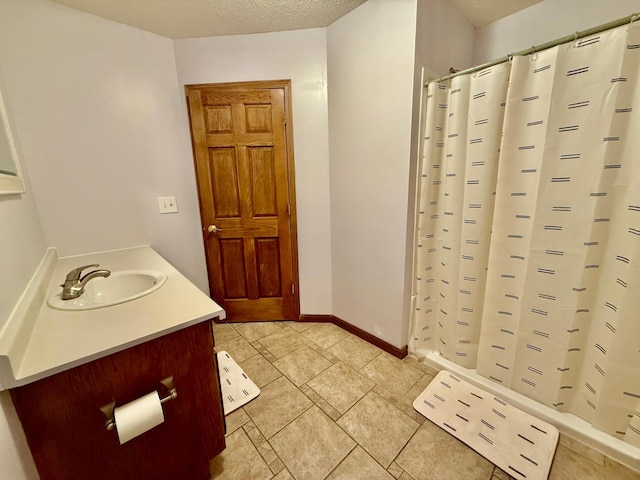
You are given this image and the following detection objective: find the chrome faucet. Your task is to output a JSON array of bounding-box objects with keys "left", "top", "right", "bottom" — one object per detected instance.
[{"left": 60, "top": 264, "right": 111, "bottom": 300}]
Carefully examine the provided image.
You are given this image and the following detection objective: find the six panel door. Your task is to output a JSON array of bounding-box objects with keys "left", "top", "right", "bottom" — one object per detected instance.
[{"left": 186, "top": 83, "right": 298, "bottom": 321}]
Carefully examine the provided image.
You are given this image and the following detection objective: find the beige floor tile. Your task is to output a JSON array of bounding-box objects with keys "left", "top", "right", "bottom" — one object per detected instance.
[
  {"left": 224, "top": 407, "right": 250, "bottom": 436},
  {"left": 209, "top": 428, "right": 272, "bottom": 480},
  {"left": 397, "top": 473, "right": 416, "bottom": 480},
  {"left": 397, "top": 373, "right": 434, "bottom": 422},
  {"left": 244, "top": 376, "right": 312, "bottom": 439},
  {"left": 326, "top": 446, "right": 395, "bottom": 480},
  {"left": 232, "top": 321, "right": 283, "bottom": 342},
  {"left": 271, "top": 469, "right": 296, "bottom": 480},
  {"left": 402, "top": 355, "right": 440, "bottom": 377},
  {"left": 273, "top": 345, "right": 333, "bottom": 386},
  {"left": 303, "top": 323, "right": 350, "bottom": 349},
  {"left": 395, "top": 420, "right": 494, "bottom": 480},
  {"left": 259, "top": 327, "right": 310, "bottom": 358},
  {"left": 604, "top": 456, "right": 640, "bottom": 480},
  {"left": 337, "top": 391, "right": 419, "bottom": 468},
  {"left": 549, "top": 444, "right": 640, "bottom": 480},
  {"left": 312, "top": 345, "right": 341, "bottom": 364},
  {"left": 394, "top": 400, "right": 427, "bottom": 426},
  {"left": 289, "top": 321, "right": 322, "bottom": 332},
  {"left": 242, "top": 421, "right": 284, "bottom": 475},
  {"left": 299, "top": 384, "right": 342, "bottom": 420},
  {"left": 373, "top": 383, "right": 399, "bottom": 404},
  {"left": 361, "top": 353, "right": 423, "bottom": 398},
  {"left": 271, "top": 405, "right": 356, "bottom": 480},
  {"left": 216, "top": 336, "right": 258, "bottom": 363},
  {"left": 328, "top": 334, "right": 384, "bottom": 369},
  {"left": 243, "top": 421, "right": 268, "bottom": 450},
  {"left": 238, "top": 353, "right": 282, "bottom": 388},
  {"left": 307, "top": 362, "right": 375, "bottom": 413},
  {"left": 213, "top": 322, "right": 240, "bottom": 345},
  {"left": 558, "top": 433, "right": 605, "bottom": 466},
  {"left": 210, "top": 319, "right": 633, "bottom": 480},
  {"left": 269, "top": 459, "right": 285, "bottom": 475},
  {"left": 550, "top": 445, "right": 604, "bottom": 479},
  {"left": 275, "top": 320, "right": 295, "bottom": 328},
  {"left": 400, "top": 374, "right": 433, "bottom": 405},
  {"left": 387, "top": 462, "right": 404, "bottom": 479},
  {"left": 492, "top": 466, "right": 514, "bottom": 479}
]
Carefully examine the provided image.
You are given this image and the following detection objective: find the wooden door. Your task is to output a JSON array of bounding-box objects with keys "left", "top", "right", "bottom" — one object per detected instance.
[{"left": 186, "top": 81, "right": 299, "bottom": 321}]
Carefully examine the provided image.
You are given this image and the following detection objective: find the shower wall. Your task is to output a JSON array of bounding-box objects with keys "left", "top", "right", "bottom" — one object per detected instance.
[{"left": 474, "top": 0, "right": 640, "bottom": 64}]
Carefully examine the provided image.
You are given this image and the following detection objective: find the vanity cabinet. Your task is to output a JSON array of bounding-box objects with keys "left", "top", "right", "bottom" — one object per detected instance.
[{"left": 10, "top": 320, "right": 225, "bottom": 480}]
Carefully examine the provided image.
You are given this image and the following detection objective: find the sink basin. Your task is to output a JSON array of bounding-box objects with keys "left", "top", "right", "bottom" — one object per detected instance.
[{"left": 48, "top": 270, "right": 167, "bottom": 311}]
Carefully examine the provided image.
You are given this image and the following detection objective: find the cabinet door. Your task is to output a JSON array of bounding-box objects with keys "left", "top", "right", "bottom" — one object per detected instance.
[{"left": 11, "top": 320, "right": 225, "bottom": 480}]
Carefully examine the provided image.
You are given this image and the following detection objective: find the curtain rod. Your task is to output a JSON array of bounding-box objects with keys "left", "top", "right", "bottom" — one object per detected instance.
[{"left": 427, "top": 12, "right": 639, "bottom": 86}]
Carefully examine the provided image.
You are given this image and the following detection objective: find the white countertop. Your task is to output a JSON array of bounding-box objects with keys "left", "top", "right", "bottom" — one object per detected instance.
[{"left": 0, "top": 246, "right": 225, "bottom": 389}]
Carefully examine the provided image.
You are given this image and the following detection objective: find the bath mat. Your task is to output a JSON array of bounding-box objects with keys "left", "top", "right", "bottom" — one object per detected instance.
[
  {"left": 414, "top": 370, "right": 559, "bottom": 480},
  {"left": 217, "top": 351, "right": 260, "bottom": 415}
]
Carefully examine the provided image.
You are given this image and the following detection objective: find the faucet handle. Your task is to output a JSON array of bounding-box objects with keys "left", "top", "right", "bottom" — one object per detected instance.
[{"left": 65, "top": 264, "right": 100, "bottom": 282}]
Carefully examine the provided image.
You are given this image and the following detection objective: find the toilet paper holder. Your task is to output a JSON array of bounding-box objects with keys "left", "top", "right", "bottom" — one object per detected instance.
[{"left": 101, "top": 376, "right": 178, "bottom": 432}]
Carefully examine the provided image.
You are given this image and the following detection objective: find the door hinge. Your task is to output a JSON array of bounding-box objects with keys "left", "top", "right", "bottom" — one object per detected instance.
[
  {"left": 291, "top": 283, "right": 295, "bottom": 295},
  {"left": 287, "top": 203, "right": 291, "bottom": 216}
]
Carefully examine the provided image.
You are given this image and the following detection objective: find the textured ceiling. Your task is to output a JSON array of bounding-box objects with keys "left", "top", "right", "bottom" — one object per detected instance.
[
  {"left": 49, "top": 0, "right": 545, "bottom": 38},
  {"left": 50, "top": 0, "right": 368, "bottom": 39}
]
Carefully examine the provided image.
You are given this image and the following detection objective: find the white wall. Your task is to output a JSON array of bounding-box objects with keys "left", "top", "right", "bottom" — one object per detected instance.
[
  {"left": 416, "top": 0, "right": 475, "bottom": 78},
  {"left": 0, "top": 23, "right": 47, "bottom": 479},
  {"left": 0, "top": 0, "right": 209, "bottom": 293},
  {"left": 474, "top": 0, "right": 640, "bottom": 64},
  {"left": 174, "top": 29, "right": 333, "bottom": 315},
  {"left": 327, "top": 0, "right": 418, "bottom": 348},
  {"left": 0, "top": 167, "right": 46, "bottom": 332},
  {"left": 0, "top": 123, "right": 44, "bottom": 480},
  {"left": 0, "top": 114, "right": 44, "bottom": 480},
  {"left": 0, "top": 0, "right": 214, "bottom": 476},
  {"left": 0, "top": 3, "right": 49, "bottom": 475}
]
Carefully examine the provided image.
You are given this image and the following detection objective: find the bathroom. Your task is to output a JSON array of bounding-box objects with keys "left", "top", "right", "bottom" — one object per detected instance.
[{"left": 2, "top": 0, "right": 640, "bottom": 478}]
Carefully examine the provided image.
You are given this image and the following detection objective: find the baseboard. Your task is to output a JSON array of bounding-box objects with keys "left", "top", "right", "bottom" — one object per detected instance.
[
  {"left": 298, "top": 314, "right": 408, "bottom": 359},
  {"left": 298, "top": 314, "right": 333, "bottom": 323}
]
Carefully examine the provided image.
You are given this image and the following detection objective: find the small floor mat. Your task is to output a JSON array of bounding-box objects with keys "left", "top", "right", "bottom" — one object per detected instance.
[
  {"left": 414, "top": 370, "right": 559, "bottom": 480},
  {"left": 217, "top": 351, "right": 260, "bottom": 415}
]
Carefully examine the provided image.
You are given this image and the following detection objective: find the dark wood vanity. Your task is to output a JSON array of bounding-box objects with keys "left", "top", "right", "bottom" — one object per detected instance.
[{"left": 10, "top": 320, "right": 225, "bottom": 480}]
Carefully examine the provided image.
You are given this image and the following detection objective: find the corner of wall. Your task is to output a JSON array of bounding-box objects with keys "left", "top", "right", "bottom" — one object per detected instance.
[{"left": 327, "top": 0, "right": 418, "bottom": 348}]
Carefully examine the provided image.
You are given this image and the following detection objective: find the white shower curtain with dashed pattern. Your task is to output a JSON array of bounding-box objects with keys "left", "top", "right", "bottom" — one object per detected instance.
[{"left": 411, "top": 22, "right": 640, "bottom": 446}]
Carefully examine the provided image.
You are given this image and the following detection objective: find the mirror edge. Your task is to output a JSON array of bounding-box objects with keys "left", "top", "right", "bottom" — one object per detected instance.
[{"left": 0, "top": 79, "right": 25, "bottom": 196}]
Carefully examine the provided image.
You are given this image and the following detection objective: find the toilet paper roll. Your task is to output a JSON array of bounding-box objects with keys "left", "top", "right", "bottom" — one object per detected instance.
[{"left": 114, "top": 391, "right": 165, "bottom": 444}]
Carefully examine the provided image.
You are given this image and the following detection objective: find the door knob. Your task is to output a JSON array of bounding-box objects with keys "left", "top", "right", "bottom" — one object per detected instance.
[{"left": 207, "top": 225, "right": 222, "bottom": 233}]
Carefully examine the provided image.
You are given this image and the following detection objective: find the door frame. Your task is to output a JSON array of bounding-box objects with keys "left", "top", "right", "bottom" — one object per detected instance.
[{"left": 185, "top": 79, "right": 300, "bottom": 320}]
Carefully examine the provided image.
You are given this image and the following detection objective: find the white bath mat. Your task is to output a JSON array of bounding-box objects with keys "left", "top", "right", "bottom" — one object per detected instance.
[
  {"left": 217, "top": 351, "right": 260, "bottom": 415},
  {"left": 414, "top": 370, "right": 559, "bottom": 480}
]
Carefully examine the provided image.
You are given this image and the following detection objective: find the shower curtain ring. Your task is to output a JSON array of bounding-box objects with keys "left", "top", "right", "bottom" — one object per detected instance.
[
  {"left": 506, "top": 54, "right": 513, "bottom": 71},
  {"left": 530, "top": 46, "right": 539, "bottom": 61},
  {"left": 626, "top": 13, "right": 638, "bottom": 31}
]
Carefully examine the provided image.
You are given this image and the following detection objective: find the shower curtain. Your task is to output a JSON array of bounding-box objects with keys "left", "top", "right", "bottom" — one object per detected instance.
[{"left": 411, "top": 21, "right": 640, "bottom": 446}]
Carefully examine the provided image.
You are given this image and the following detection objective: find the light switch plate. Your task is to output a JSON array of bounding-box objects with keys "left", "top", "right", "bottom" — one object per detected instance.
[{"left": 158, "top": 196, "right": 178, "bottom": 214}]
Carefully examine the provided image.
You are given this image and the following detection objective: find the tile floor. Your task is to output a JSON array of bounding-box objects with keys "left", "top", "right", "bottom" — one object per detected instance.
[{"left": 210, "top": 321, "right": 640, "bottom": 480}]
